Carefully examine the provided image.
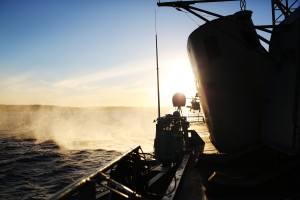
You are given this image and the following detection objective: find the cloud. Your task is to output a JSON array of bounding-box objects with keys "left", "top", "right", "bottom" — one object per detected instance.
[
  {"left": 0, "top": 53, "right": 195, "bottom": 107},
  {"left": 0, "top": 58, "right": 157, "bottom": 106},
  {"left": 0, "top": 72, "right": 34, "bottom": 88},
  {"left": 53, "top": 61, "right": 153, "bottom": 90}
]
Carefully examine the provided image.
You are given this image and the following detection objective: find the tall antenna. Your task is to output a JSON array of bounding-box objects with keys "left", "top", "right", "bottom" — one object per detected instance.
[{"left": 155, "top": 11, "right": 161, "bottom": 118}]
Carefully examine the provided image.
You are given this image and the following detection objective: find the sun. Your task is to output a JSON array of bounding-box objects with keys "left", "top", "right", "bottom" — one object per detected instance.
[{"left": 159, "top": 58, "right": 197, "bottom": 106}]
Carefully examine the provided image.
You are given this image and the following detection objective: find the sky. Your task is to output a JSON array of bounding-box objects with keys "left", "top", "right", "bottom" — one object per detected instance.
[{"left": 0, "top": 0, "right": 273, "bottom": 107}]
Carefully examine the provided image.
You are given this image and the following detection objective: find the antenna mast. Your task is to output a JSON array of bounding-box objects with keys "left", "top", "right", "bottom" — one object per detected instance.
[{"left": 155, "top": 11, "right": 161, "bottom": 118}]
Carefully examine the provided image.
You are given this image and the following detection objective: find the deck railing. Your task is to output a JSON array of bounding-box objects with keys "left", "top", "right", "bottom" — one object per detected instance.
[{"left": 49, "top": 146, "right": 146, "bottom": 200}]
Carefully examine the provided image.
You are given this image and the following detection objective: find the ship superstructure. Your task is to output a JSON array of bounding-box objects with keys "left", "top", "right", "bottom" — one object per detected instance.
[{"left": 158, "top": 0, "right": 300, "bottom": 154}]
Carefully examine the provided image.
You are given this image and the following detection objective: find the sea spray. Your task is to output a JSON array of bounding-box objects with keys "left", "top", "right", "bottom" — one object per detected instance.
[
  {"left": 0, "top": 105, "right": 189, "bottom": 199},
  {"left": 0, "top": 105, "right": 175, "bottom": 152}
]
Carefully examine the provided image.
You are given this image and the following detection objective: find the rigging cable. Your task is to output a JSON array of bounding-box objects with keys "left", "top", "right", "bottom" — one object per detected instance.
[
  {"left": 183, "top": 10, "right": 220, "bottom": 26},
  {"left": 183, "top": 10, "right": 201, "bottom": 26}
]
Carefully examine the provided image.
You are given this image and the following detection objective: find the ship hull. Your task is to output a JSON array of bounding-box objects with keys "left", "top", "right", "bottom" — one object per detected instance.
[{"left": 187, "top": 11, "right": 267, "bottom": 152}]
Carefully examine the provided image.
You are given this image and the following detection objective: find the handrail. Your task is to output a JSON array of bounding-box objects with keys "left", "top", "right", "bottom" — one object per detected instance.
[{"left": 49, "top": 145, "right": 142, "bottom": 200}]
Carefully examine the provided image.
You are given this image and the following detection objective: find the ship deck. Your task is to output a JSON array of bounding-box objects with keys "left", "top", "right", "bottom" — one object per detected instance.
[
  {"left": 174, "top": 123, "right": 300, "bottom": 200},
  {"left": 174, "top": 123, "right": 215, "bottom": 200}
]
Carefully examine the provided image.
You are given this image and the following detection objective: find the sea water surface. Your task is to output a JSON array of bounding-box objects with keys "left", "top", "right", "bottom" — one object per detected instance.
[{"left": 0, "top": 105, "right": 173, "bottom": 200}]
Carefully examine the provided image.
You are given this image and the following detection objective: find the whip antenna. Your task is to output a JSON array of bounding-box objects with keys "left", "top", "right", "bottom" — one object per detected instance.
[
  {"left": 155, "top": 10, "right": 161, "bottom": 118},
  {"left": 155, "top": 10, "right": 160, "bottom": 118}
]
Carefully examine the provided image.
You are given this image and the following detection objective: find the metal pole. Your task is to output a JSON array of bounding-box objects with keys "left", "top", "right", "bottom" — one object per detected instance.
[
  {"left": 155, "top": 11, "right": 161, "bottom": 119},
  {"left": 156, "top": 33, "right": 161, "bottom": 118}
]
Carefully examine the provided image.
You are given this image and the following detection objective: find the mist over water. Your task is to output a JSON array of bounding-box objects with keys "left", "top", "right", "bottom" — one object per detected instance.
[
  {"left": 0, "top": 105, "right": 178, "bottom": 199},
  {"left": 0, "top": 105, "right": 174, "bottom": 152}
]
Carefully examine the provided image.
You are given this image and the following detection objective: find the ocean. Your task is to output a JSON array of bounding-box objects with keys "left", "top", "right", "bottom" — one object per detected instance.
[{"left": 0, "top": 105, "right": 174, "bottom": 200}]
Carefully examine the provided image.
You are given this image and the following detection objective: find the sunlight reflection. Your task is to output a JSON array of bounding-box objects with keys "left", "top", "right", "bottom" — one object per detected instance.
[{"left": 160, "top": 58, "right": 197, "bottom": 106}]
